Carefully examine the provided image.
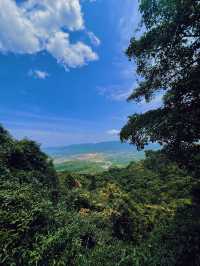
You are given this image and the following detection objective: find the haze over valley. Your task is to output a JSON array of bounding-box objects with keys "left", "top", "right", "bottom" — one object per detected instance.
[{"left": 45, "top": 141, "right": 160, "bottom": 173}]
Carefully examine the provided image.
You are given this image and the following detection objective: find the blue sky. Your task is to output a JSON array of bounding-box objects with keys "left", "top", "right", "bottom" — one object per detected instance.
[{"left": 0, "top": 0, "right": 161, "bottom": 147}]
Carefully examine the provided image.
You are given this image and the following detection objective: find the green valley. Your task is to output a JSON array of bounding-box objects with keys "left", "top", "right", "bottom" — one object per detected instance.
[
  {"left": 45, "top": 141, "right": 159, "bottom": 173},
  {"left": 1, "top": 125, "right": 200, "bottom": 265}
]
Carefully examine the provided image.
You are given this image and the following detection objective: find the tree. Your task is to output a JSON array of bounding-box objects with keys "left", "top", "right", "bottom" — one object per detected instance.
[
  {"left": 0, "top": 124, "right": 57, "bottom": 187},
  {"left": 120, "top": 0, "right": 200, "bottom": 175}
]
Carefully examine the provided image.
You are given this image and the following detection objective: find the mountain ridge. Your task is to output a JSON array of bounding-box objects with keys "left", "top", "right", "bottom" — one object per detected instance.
[
  {"left": 44, "top": 141, "right": 159, "bottom": 158},
  {"left": 44, "top": 141, "right": 160, "bottom": 173}
]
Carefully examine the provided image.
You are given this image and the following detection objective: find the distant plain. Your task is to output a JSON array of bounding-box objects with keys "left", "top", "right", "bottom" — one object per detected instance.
[{"left": 44, "top": 141, "right": 160, "bottom": 173}]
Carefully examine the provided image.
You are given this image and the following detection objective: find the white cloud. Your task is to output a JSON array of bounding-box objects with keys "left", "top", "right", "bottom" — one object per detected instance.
[
  {"left": 82, "top": 0, "right": 97, "bottom": 2},
  {"left": 107, "top": 129, "right": 120, "bottom": 136},
  {"left": 28, "top": 69, "right": 49, "bottom": 79},
  {"left": 97, "top": 84, "right": 134, "bottom": 101},
  {"left": 111, "top": 88, "right": 132, "bottom": 101},
  {"left": 138, "top": 93, "right": 164, "bottom": 112},
  {"left": 0, "top": 0, "right": 40, "bottom": 54},
  {"left": 47, "top": 31, "right": 98, "bottom": 69},
  {"left": 0, "top": 0, "right": 98, "bottom": 68},
  {"left": 87, "top": 31, "right": 101, "bottom": 46},
  {"left": 117, "top": 0, "right": 141, "bottom": 48},
  {"left": 23, "top": 0, "right": 84, "bottom": 32},
  {"left": 0, "top": 109, "right": 121, "bottom": 146}
]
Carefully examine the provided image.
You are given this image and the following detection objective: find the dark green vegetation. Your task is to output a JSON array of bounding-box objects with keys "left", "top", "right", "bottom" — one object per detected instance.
[
  {"left": 1, "top": 0, "right": 200, "bottom": 265},
  {"left": 120, "top": 0, "right": 200, "bottom": 177},
  {"left": 1, "top": 125, "right": 200, "bottom": 265}
]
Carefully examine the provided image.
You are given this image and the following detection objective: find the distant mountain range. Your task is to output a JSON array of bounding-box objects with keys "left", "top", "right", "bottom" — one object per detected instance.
[
  {"left": 44, "top": 141, "right": 159, "bottom": 157},
  {"left": 44, "top": 141, "right": 160, "bottom": 173}
]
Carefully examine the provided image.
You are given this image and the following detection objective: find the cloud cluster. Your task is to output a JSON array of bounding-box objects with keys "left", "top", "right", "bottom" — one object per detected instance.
[
  {"left": 0, "top": 0, "right": 98, "bottom": 69},
  {"left": 28, "top": 69, "right": 49, "bottom": 80},
  {"left": 107, "top": 129, "right": 120, "bottom": 136},
  {"left": 87, "top": 31, "right": 101, "bottom": 46}
]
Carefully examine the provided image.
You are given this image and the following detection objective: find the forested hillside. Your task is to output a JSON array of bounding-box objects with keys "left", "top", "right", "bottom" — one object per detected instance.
[{"left": 1, "top": 125, "right": 200, "bottom": 265}]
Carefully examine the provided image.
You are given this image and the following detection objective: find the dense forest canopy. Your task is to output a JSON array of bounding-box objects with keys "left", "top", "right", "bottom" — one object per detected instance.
[
  {"left": 120, "top": 0, "right": 200, "bottom": 176},
  {"left": 1, "top": 124, "right": 200, "bottom": 265}
]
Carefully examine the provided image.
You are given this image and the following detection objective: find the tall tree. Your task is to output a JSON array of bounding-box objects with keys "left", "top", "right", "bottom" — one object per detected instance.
[{"left": 120, "top": 0, "right": 200, "bottom": 175}]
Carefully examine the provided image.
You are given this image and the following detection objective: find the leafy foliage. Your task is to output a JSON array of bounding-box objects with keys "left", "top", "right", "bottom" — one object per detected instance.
[
  {"left": 1, "top": 125, "right": 200, "bottom": 265},
  {"left": 0, "top": 124, "right": 57, "bottom": 187},
  {"left": 120, "top": 0, "right": 200, "bottom": 177}
]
